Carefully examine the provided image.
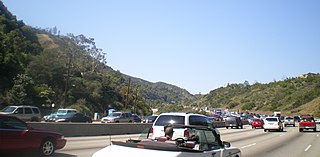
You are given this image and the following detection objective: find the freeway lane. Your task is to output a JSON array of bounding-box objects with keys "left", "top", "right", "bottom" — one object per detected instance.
[
  {"left": 32, "top": 124, "right": 320, "bottom": 157},
  {"left": 227, "top": 125, "right": 320, "bottom": 157}
]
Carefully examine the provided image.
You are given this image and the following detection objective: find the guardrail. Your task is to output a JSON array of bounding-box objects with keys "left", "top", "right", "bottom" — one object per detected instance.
[{"left": 27, "top": 121, "right": 246, "bottom": 137}]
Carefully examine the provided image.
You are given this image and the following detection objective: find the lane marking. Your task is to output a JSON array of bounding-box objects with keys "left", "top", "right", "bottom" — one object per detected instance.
[
  {"left": 241, "top": 143, "right": 257, "bottom": 149},
  {"left": 305, "top": 145, "right": 312, "bottom": 152},
  {"left": 317, "top": 134, "right": 319, "bottom": 137},
  {"left": 279, "top": 133, "right": 285, "bottom": 137}
]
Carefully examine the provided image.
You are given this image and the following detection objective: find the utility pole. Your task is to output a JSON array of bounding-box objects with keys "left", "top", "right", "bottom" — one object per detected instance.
[
  {"left": 125, "top": 78, "right": 131, "bottom": 110},
  {"left": 133, "top": 85, "right": 140, "bottom": 114}
]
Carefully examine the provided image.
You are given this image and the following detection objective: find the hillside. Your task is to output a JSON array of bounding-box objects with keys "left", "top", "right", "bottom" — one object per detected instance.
[
  {"left": 195, "top": 73, "right": 320, "bottom": 117},
  {"left": 0, "top": 1, "right": 193, "bottom": 116}
]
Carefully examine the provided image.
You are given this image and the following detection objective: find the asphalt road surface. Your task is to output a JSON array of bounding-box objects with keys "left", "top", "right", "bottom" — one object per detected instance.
[{"left": 9, "top": 124, "right": 319, "bottom": 157}]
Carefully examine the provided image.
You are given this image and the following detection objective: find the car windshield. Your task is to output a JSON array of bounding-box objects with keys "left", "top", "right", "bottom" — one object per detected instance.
[
  {"left": 154, "top": 115, "right": 185, "bottom": 126},
  {"left": 286, "top": 118, "right": 293, "bottom": 120},
  {"left": 109, "top": 112, "right": 121, "bottom": 117},
  {"left": 1, "top": 106, "right": 16, "bottom": 113}
]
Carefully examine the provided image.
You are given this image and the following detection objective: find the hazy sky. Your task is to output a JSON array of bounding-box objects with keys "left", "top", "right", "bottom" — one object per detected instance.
[{"left": 3, "top": 0, "right": 320, "bottom": 94}]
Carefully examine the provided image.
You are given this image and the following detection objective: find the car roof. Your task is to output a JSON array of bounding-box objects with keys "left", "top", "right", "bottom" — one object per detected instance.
[{"left": 158, "top": 112, "right": 204, "bottom": 116}]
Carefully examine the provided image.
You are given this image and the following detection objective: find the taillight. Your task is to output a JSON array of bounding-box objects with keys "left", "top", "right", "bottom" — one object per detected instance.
[
  {"left": 184, "top": 130, "right": 189, "bottom": 137},
  {"left": 151, "top": 127, "right": 153, "bottom": 134},
  {"left": 278, "top": 122, "right": 280, "bottom": 125}
]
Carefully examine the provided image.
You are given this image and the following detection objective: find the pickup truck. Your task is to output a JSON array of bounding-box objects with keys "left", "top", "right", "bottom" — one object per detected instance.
[
  {"left": 92, "top": 125, "right": 241, "bottom": 157},
  {"left": 299, "top": 116, "right": 316, "bottom": 132}
]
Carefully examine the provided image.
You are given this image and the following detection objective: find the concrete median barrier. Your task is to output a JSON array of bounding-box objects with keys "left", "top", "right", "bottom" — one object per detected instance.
[{"left": 27, "top": 121, "right": 243, "bottom": 137}]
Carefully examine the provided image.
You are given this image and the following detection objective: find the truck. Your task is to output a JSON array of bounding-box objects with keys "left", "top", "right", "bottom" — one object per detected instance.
[
  {"left": 274, "top": 111, "right": 281, "bottom": 118},
  {"left": 299, "top": 115, "right": 316, "bottom": 132}
]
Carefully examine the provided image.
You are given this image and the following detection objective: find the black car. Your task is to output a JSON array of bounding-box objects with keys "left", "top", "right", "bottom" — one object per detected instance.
[
  {"left": 225, "top": 116, "right": 243, "bottom": 129},
  {"left": 132, "top": 114, "right": 142, "bottom": 123},
  {"left": 55, "top": 113, "right": 92, "bottom": 123},
  {"left": 142, "top": 115, "right": 158, "bottom": 123}
]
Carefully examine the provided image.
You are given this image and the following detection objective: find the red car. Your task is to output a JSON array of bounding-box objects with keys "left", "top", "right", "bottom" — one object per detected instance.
[
  {"left": 251, "top": 118, "right": 264, "bottom": 129},
  {"left": 0, "top": 114, "right": 67, "bottom": 156}
]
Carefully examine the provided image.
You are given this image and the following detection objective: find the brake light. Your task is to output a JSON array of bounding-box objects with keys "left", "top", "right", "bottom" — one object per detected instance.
[
  {"left": 278, "top": 122, "right": 280, "bottom": 125},
  {"left": 184, "top": 130, "right": 189, "bottom": 137},
  {"left": 151, "top": 127, "right": 153, "bottom": 134}
]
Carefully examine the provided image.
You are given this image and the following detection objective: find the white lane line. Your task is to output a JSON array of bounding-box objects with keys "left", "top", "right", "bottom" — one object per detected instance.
[
  {"left": 279, "top": 133, "right": 285, "bottom": 137},
  {"left": 241, "top": 143, "right": 257, "bottom": 149},
  {"left": 305, "top": 145, "right": 312, "bottom": 152}
]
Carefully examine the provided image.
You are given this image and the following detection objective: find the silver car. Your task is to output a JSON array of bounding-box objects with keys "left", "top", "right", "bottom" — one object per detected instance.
[
  {"left": 0, "top": 106, "right": 41, "bottom": 122},
  {"left": 101, "top": 112, "right": 134, "bottom": 123},
  {"left": 284, "top": 117, "right": 295, "bottom": 127}
]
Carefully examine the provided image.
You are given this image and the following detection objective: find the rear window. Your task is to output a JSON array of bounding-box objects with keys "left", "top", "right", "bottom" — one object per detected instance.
[
  {"left": 302, "top": 117, "right": 314, "bottom": 122},
  {"left": 266, "top": 118, "right": 278, "bottom": 121},
  {"left": 226, "top": 117, "right": 236, "bottom": 121},
  {"left": 154, "top": 115, "right": 185, "bottom": 126},
  {"left": 189, "top": 115, "right": 209, "bottom": 126}
]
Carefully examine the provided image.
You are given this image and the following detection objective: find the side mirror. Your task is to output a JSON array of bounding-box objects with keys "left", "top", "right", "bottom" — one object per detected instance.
[{"left": 223, "top": 141, "right": 231, "bottom": 148}]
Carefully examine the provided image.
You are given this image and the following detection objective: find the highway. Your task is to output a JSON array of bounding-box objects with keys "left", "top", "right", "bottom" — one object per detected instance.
[{"left": 18, "top": 124, "right": 320, "bottom": 157}]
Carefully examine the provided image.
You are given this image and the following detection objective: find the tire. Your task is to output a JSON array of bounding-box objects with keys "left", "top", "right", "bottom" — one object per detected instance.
[
  {"left": 31, "top": 117, "right": 39, "bottom": 122},
  {"left": 226, "top": 127, "right": 229, "bottom": 129},
  {"left": 40, "top": 139, "right": 55, "bottom": 156},
  {"left": 314, "top": 128, "right": 317, "bottom": 132},
  {"left": 241, "top": 125, "right": 243, "bottom": 129},
  {"left": 264, "top": 129, "right": 266, "bottom": 132},
  {"left": 299, "top": 128, "right": 303, "bottom": 132}
]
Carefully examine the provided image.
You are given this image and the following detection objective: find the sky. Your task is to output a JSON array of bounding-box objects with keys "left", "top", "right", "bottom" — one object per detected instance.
[{"left": 3, "top": 0, "right": 320, "bottom": 94}]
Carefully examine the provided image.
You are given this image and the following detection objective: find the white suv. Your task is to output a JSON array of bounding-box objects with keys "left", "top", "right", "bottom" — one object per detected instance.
[
  {"left": 151, "top": 112, "right": 218, "bottom": 140},
  {"left": 263, "top": 117, "right": 284, "bottom": 132}
]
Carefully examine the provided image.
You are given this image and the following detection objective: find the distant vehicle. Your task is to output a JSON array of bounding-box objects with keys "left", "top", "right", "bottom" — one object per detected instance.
[
  {"left": 0, "top": 106, "right": 41, "bottom": 122},
  {"left": 101, "top": 112, "right": 133, "bottom": 123},
  {"left": 0, "top": 114, "right": 66, "bottom": 156},
  {"left": 274, "top": 112, "right": 281, "bottom": 118},
  {"left": 251, "top": 118, "right": 264, "bottom": 129},
  {"left": 151, "top": 112, "right": 217, "bottom": 140},
  {"left": 299, "top": 115, "right": 316, "bottom": 132},
  {"left": 142, "top": 115, "right": 158, "bottom": 123},
  {"left": 293, "top": 116, "right": 301, "bottom": 122},
  {"left": 132, "top": 114, "right": 142, "bottom": 123},
  {"left": 263, "top": 117, "right": 283, "bottom": 132},
  {"left": 92, "top": 125, "right": 241, "bottom": 157},
  {"left": 43, "top": 112, "right": 58, "bottom": 122},
  {"left": 225, "top": 116, "right": 243, "bottom": 129},
  {"left": 284, "top": 117, "right": 295, "bottom": 127},
  {"left": 54, "top": 108, "right": 77, "bottom": 121},
  {"left": 55, "top": 112, "right": 92, "bottom": 123}
]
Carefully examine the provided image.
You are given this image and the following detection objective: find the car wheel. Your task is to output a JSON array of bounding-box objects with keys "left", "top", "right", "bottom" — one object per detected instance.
[
  {"left": 40, "top": 138, "right": 55, "bottom": 156},
  {"left": 314, "top": 128, "right": 317, "bottom": 132},
  {"left": 299, "top": 128, "right": 303, "bottom": 132},
  {"left": 226, "top": 127, "right": 229, "bottom": 129},
  {"left": 264, "top": 129, "right": 266, "bottom": 132},
  {"left": 241, "top": 125, "right": 243, "bottom": 129}
]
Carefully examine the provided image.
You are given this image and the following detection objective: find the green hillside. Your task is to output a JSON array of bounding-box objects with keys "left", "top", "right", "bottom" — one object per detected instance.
[
  {"left": 0, "top": 2, "right": 193, "bottom": 116},
  {"left": 195, "top": 73, "right": 320, "bottom": 117}
]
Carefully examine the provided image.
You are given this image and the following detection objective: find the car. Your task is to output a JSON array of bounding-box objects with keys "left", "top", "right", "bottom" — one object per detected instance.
[
  {"left": 43, "top": 112, "right": 58, "bottom": 122},
  {"left": 151, "top": 112, "right": 217, "bottom": 140},
  {"left": 132, "top": 114, "right": 142, "bottom": 123},
  {"left": 92, "top": 125, "right": 241, "bottom": 157},
  {"left": 0, "top": 105, "right": 41, "bottom": 122},
  {"left": 299, "top": 115, "right": 316, "bottom": 132},
  {"left": 284, "top": 117, "right": 295, "bottom": 127},
  {"left": 251, "top": 118, "right": 264, "bottom": 129},
  {"left": 101, "top": 112, "right": 134, "bottom": 123},
  {"left": 0, "top": 114, "right": 66, "bottom": 156},
  {"left": 293, "top": 116, "right": 301, "bottom": 122},
  {"left": 55, "top": 112, "right": 92, "bottom": 123},
  {"left": 225, "top": 116, "right": 243, "bottom": 129},
  {"left": 54, "top": 108, "right": 77, "bottom": 121},
  {"left": 142, "top": 115, "right": 158, "bottom": 123},
  {"left": 263, "top": 117, "right": 284, "bottom": 132}
]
